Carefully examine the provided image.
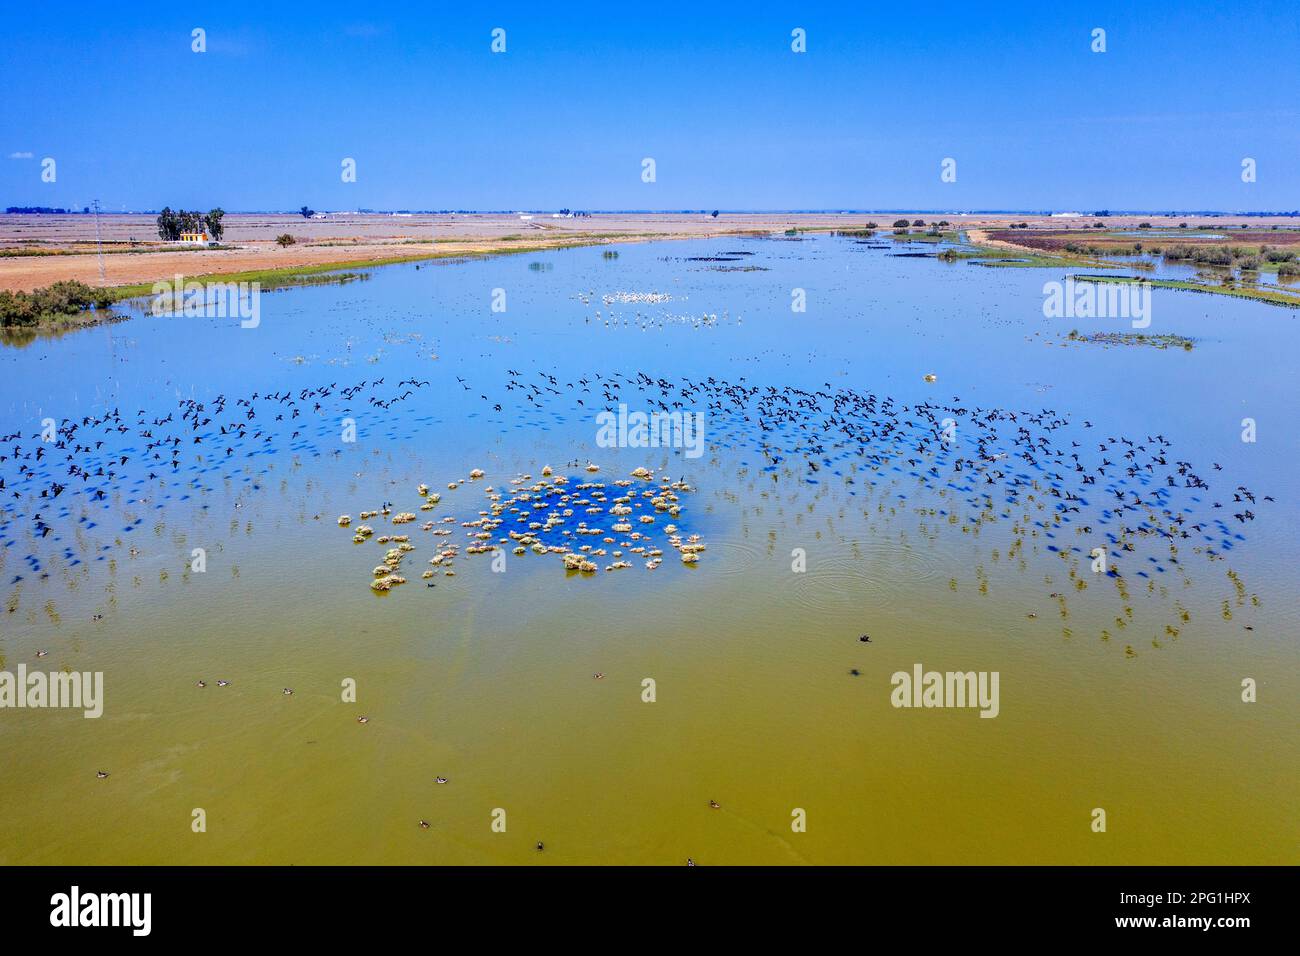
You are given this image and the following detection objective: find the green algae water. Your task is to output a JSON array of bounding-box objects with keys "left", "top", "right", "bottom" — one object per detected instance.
[{"left": 1, "top": 235, "right": 1296, "bottom": 864}]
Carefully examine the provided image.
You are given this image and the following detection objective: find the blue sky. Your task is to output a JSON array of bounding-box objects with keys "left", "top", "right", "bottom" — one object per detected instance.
[{"left": 2, "top": 1, "right": 1297, "bottom": 211}]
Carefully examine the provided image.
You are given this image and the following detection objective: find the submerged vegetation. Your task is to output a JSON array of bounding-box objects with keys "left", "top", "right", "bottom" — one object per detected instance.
[
  {"left": 834, "top": 225, "right": 879, "bottom": 237},
  {"left": 946, "top": 245, "right": 1114, "bottom": 269},
  {"left": 891, "top": 228, "right": 958, "bottom": 243},
  {"left": 1066, "top": 329, "right": 1195, "bottom": 350}
]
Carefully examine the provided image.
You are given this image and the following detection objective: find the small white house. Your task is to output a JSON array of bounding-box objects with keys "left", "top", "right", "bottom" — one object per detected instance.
[{"left": 179, "top": 231, "right": 215, "bottom": 246}]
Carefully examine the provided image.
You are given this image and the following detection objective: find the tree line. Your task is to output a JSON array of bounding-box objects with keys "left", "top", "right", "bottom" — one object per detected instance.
[{"left": 156, "top": 207, "right": 225, "bottom": 241}]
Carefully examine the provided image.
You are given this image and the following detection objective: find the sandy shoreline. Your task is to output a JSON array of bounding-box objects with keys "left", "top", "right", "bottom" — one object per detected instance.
[{"left": 3, "top": 212, "right": 1295, "bottom": 293}]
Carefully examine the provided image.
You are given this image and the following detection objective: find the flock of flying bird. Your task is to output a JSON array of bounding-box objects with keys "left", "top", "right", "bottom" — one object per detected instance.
[
  {"left": 0, "top": 375, "right": 436, "bottom": 577},
  {"left": 0, "top": 352, "right": 1271, "bottom": 649}
]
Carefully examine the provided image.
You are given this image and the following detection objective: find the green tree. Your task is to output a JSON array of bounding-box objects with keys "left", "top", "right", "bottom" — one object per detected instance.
[
  {"left": 205, "top": 208, "right": 225, "bottom": 241},
  {"left": 156, "top": 207, "right": 180, "bottom": 241}
]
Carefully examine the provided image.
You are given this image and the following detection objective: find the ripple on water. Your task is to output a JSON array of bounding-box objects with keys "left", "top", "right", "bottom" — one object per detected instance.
[
  {"left": 867, "top": 537, "right": 947, "bottom": 587},
  {"left": 702, "top": 537, "right": 765, "bottom": 577},
  {"left": 777, "top": 539, "right": 947, "bottom": 614},
  {"left": 779, "top": 551, "right": 879, "bottom": 614}
]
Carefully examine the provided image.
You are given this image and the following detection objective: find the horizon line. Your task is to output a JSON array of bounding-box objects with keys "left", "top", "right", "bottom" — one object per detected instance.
[{"left": 5, "top": 207, "right": 1300, "bottom": 217}]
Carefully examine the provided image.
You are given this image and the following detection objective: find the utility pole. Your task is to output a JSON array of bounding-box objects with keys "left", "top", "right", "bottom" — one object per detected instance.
[{"left": 92, "top": 199, "right": 106, "bottom": 284}]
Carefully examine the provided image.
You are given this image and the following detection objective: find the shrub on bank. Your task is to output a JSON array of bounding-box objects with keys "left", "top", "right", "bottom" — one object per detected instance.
[{"left": 0, "top": 280, "right": 113, "bottom": 328}]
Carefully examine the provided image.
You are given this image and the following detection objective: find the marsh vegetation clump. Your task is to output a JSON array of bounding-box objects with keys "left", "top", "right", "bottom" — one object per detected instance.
[
  {"left": 1066, "top": 329, "right": 1195, "bottom": 351},
  {"left": 1162, "top": 244, "right": 1236, "bottom": 266},
  {"left": 0, "top": 280, "right": 115, "bottom": 328},
  {"left": 342, "top": 466, "right": 706, "bottom": 589}
]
